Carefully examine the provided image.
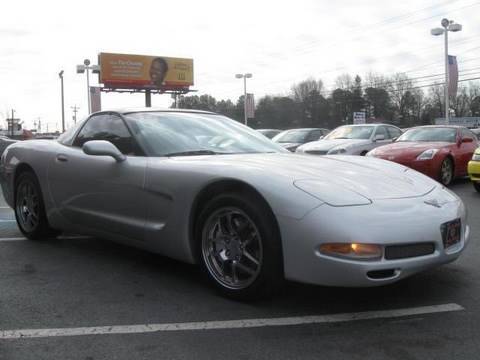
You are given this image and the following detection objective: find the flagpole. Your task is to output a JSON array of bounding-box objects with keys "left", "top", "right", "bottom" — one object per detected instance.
[{"left": 444, "top": 29, "right": 449, "bottom": 125}]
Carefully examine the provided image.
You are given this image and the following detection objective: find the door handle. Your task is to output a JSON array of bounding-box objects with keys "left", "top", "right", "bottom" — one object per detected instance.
[{"left": 56, "top": 154, "right": 69, "bottom": 162}]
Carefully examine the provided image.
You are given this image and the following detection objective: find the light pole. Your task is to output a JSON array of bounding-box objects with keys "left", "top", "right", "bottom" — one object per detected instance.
[
  {"left": 235, "top": 73, "right": 252, "bottom": 125},
  {"left": 431, "top": 18, "right": 462, "bottom": 125},
  {"left": 58, "top": 70, "right": 65, "bottom": 132},
  {"left": 76, "top": 59, "right": 100, "bottom": 114}
]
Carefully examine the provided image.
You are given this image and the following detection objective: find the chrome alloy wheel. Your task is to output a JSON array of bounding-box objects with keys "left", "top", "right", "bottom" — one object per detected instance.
[
  {"left": 16, "top": 181, "right": 40, "bottom": 233},
  {"left": 441, "top": 158, "right": 453, "bottom": 185},
  {"left": 201, "top": 207, "right": 263, "bottom": 290}
]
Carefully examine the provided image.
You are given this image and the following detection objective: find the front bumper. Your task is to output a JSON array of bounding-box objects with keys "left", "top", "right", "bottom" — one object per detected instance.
[
  {"left": 468, "top": 160, "right": 480, "bottom": 182},
  {"left": 279, "top": 187, "right": 468, "bottom": 287}
]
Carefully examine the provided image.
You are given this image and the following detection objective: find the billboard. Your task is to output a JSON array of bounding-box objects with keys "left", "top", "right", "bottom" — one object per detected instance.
[{"left": 99, "top": 53, "right": 194, "bottom": 90}]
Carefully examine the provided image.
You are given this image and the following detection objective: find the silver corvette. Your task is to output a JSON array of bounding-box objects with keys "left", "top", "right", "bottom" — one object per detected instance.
[{"left": 0, "top": 109, "right": 469, "bottom": 299}]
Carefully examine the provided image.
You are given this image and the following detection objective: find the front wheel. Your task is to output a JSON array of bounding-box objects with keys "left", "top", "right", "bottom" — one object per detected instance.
[
  {"left": 15, "top": 172, "right": 59, "bottom": 240},
  {"left": 197, "top": 193, "right": 283, "bottom": 300},
  {"left": 439, "top": 157, "right": 454, "bottom": 186}
]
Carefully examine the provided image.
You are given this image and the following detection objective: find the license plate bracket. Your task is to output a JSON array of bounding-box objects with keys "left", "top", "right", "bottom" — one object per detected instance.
[{"left": 441, "top": 219, "right": 461, "bottom": 249}]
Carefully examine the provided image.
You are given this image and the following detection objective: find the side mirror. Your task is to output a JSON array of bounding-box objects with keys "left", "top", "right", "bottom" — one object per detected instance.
[
  {"left": 83, "top": 140, "right": 126, "bottom": 162},
  {"left": 462, "top": 137, "right": 473, "bottom": 143},
  {"left": 374, "top": 134, "right": 385, "bottom": 141}
]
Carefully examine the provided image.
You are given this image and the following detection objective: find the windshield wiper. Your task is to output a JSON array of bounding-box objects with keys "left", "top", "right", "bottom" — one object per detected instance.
[{"left": 164, "top": 150, "right": 221, "bottom": 157}]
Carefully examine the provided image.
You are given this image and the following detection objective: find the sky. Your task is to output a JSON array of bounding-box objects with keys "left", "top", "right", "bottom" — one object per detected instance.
[{"left": 1, "top": 0, "right": 479, "bottom": 132}]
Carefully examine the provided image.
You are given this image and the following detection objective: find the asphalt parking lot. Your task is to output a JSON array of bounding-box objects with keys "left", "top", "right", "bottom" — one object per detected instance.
[{"left": 0, "top": 179, "right": 479, "bottom": 360}]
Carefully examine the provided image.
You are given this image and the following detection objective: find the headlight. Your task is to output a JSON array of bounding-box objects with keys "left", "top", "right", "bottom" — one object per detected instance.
[
  {"left": 416, "top": 149, "right": 438, "bottom": 160},
  {"left": 472, "top": 153, "right": 480, "bottom": 161},
  {"left": 319, "top": 243, "right": 382, "bottom": 260},
  {"left": 327, "top": 148, "right": 346, "bottom": 155}
]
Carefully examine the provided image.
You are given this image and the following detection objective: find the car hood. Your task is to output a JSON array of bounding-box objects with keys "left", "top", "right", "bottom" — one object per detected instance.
[
  {"left": 373, "top": 141, "right": 452, "bottom": 156},
  {"left": 300, "top": 138, "right": 370, "bottom": 151},
  {"left": 168, "top": 153, "right": 436, "bottom": 201}
]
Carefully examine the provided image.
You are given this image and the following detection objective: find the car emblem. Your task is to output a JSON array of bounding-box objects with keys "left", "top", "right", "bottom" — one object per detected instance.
[{"left": 424, "top": 199, "right": 443, "bottom": 208}]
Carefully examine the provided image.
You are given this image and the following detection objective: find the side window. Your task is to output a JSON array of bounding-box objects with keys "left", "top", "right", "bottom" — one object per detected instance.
[
  {"left": 461, "top": 128, "right": 474, "bottom": 140},
  {"left": 387, "top": 126, "right": 402, "bottom": 139},
  {"left": 374, "top": 126, "right": 387, "bottom": 139},
  {"left": 73, "top": 114, "right": 135, "bottom": 155},
  {"left": 306, "top": 130, "right": 322, "bottom": 142}
]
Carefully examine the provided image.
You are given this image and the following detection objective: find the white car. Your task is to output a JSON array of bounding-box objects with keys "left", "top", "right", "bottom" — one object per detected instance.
[{"left": 296, "top": 124, "right": 402, "bottom": 155}]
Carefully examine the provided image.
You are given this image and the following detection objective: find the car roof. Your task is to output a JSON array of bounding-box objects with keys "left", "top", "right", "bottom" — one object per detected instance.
[
  {"left": 283, "top": 128, "right": 328, "bottom": 131},
  {"left": 93, "top": 107, "right": 218, "bottom": 116},
  {"left": 409, "top": 125, "right": 464, "bottom": 129}
]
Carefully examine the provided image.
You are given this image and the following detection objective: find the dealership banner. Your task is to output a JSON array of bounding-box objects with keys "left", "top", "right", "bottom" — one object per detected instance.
[
  {"left": 246, "top": 93, "right": 255, "bottom": 118},
  {"left": 99, "top": 53, "right": 194, "bottom": 90},
  {"left": 90, "top": 87, "right": 102, "bottom": 113},
  {"left": 448, "top": 55, "right": 458, "bottom": 98}
]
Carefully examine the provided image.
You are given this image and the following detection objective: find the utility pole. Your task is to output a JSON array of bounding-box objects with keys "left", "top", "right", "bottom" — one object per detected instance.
[
  {"left": 59, "top": 70, "right": 65, "bottom": 132},
  {"left": 8, "top": 109, "right": 16, "bottom": 137},
  {"left": 71, "top": 105, "right": 79, "bottom": 125}
]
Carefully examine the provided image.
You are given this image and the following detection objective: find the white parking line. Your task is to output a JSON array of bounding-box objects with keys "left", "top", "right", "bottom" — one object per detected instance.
[
  {"left": 0, "top": 219, "right": 16, "bottom": 222},
  {"left": 0, "top": 303, "right": 463, "bottom": 340},
  {"left": 0, "top": 237, "right": 27, "bottom": 242},
  {"left": 0, "top": 235, "right": 91, "bottom": 242}
]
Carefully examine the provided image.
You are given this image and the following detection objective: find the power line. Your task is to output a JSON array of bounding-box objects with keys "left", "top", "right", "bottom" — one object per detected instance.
[{"left": 284, "top": 1, "right": 480, "bottom": 57}]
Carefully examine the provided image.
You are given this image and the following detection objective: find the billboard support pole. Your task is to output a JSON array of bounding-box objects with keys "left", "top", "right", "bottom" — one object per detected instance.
[{"left": 145, "top": 90, "right": 152, "bottom": 107}]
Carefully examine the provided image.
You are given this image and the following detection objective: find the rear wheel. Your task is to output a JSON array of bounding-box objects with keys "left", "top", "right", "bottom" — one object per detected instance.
[
  {"left": 474, "top": 182, "right": 480, "bottom": 193},
  {"left": 439, "top": 157, "right": 454, "bottom": 186},
  {"left": 15, "top": 172, "right": 59, "bottom": 240},
  {"left": 197, "top": 192, "right": 283, "bottom": 300}
]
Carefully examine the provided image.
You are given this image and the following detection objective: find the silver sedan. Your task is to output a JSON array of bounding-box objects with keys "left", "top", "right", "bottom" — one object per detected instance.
[
  {"left": 0, "top": 109, "right": 469, "bottom": 299},
  {"left": 296, "top": 124, "right": 402, "bottom": 155}
]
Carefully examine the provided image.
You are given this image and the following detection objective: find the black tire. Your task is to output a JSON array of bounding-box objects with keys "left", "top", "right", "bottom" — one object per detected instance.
[
  {"left": 439, "top": 157, "right": 454, "bottom": 186},
  {"left": 474, "top": 182, "right": 480, "bottom": 193},
  {"left": 196, "top": 192, "right": 283, "bottom": 300},
  {"left": 14, "top": 172, "right": 59, "bottom": 240},
  {"left": 360, "top": 151, "right": 368, "bottom": 156}
]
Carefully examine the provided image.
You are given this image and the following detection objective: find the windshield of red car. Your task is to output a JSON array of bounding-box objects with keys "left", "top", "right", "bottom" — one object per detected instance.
[
  {"left": 397, "top": 128, "right": 457, "bottom": 143},
  {"left": 124, "top": 112, "right": 287, "bottom": 156}
]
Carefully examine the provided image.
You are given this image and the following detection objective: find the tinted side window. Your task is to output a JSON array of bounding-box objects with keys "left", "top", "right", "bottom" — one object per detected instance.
[
  {"left": 306, "top": 130, "right": 322, "bottom": 141},
  {"left": 375, "top": 126, "right": 387, "bottom": 138},
  {"left": 73, "top": 115, "right": 135, "bottom": 155},
  {"left": 387, "top": 126, "right": 402, "bottom": 139}
]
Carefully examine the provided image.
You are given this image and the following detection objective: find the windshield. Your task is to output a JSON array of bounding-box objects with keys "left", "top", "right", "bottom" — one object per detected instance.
[
  {"left": 257, "top": 129, "right": 281, "bottom": 139},
  {"left": 397, "top": 127, "right": 457, "bottom": 143},
  {"left": 124, "top": 112, "right": 287, "bottom": 156},
  {"left": 325, "top": 125, "right": 374, "bottom": 140},
  {"left": 273, "top": 129, "right": 310, "bottom": 143}
]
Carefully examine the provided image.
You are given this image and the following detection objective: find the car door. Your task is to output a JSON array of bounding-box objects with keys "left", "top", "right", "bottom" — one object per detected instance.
[{"left": 48, "top": 113, "right": 148, "bottom": 241}]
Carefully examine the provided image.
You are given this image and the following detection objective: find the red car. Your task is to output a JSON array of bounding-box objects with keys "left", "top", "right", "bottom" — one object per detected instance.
[{"left": 367, "top": 126, "right": 478, "bottom": 186}]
